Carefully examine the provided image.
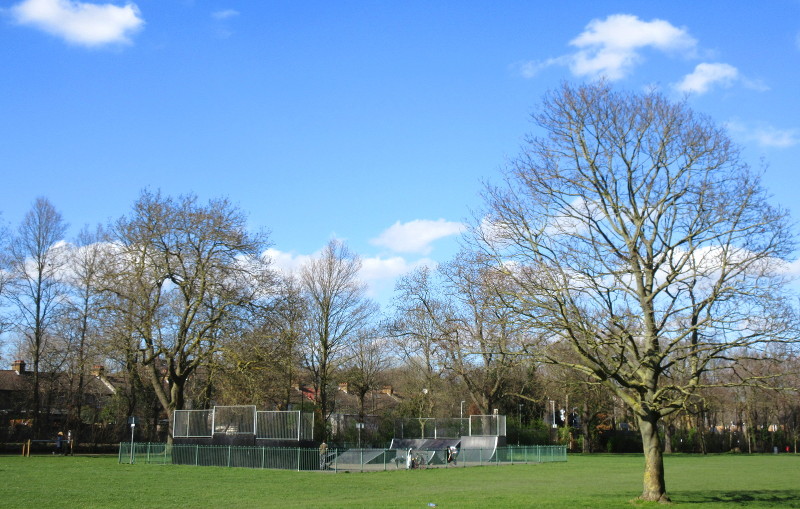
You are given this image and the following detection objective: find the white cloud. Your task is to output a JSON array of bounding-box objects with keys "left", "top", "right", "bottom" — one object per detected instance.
[
  {"left": 675, "top": 63, "right": 739, "bottom": 94},
  {"left": 263, "top": 247, "right": 434, "bottom": 302},
  {"left": 568, "top": 14, "right": 696, "bottom": 80},
  {"left": 10, "top": 0, "right": 144, "bottom": 47},
  {"left": 781, "top": 257, "right": 800, "bottom": 275},
  {"left": 263, "top": 248, "right": 312, "bottom": 275},
  {"left": 750, "top": 126, "right": 800, "bottom": 148},
  {"left": 212, "top": 9, "right": 238, "bottom": 20},
  {"left": 360, "top": 255, "right": 435, "bottom": 298},
  {"left": 514, "top": 56, "right": 568, "bottom": 79},
  {"left": 370, "top": 219, "right": 466, "bottom": 255},
  {"left": 726, "top": 120, "right": 800, "bottom": 148}
]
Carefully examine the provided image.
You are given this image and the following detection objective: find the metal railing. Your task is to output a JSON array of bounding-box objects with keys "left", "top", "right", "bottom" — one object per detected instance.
[
  {"left": 119, "top": 442, "right": 567, "bottom": 472},
  {"left": 173, "top": 408, "right": 314, "bottom": 440}
]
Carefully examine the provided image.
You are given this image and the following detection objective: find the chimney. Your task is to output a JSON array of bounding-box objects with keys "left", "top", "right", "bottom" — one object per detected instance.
[
  {"left": 91, "top": 365, "right": 105, "bottom": 377},
  {"left": 12, "top": 360, "right": 26, "bottom": 374}
]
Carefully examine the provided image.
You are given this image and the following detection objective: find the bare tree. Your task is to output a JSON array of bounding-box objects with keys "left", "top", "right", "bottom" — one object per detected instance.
[
  {"left": 300, "top": 239, "right": 376, "bottom": 441},
  {"left": 389, "top": 266, "right": 449, "bottom": 417},
  {"left": 478, "top": 83, "right": 797, "bottom": 502},
  {"left": 0, "top": 216, "right": 11, "bottom": 344},
  {"left": 106, "top": 190, "right": 272, "bottom": 440},
  {"left": 439, "top": 251, "right": 531, "bottom": 415},
  {"left": 61, "top": 225, "right": 108, "bottom": 435},
  {"left": 343, "top": 328, "right": 390, "bottom": 423},
  {"left": 391, "top": 256, "right": 530, "bottom": 417},
  {"left": 6, "top": 197, "right": 68, "bottom": 436}
]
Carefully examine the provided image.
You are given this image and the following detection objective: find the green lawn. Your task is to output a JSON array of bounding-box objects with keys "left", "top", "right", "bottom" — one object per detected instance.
[{"left": 0, "top": 453, "right": 797, "bottom": 508}]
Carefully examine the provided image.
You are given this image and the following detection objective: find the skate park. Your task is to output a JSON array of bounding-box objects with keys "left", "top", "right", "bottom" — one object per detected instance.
[{"left": 125, "top": 405, "right": 566, "bottom": 471}]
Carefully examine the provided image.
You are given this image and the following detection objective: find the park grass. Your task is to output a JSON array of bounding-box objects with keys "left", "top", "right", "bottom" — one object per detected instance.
[{"left": 0, "top": 453, "right": 797, "bottom": 508}]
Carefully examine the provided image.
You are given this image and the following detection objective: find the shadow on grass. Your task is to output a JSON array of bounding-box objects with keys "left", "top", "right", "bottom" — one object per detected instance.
[{"left": 675, "top": 490, "right": 800, "bottom": 506}]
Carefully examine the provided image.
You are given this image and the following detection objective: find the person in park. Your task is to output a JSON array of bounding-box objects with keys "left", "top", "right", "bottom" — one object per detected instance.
[
  {"left": 54, "top": 431, "right": 64, "bottom": 455},
  {"left": 448, "top": 445, "right": 458, "bottom": 466},
  {"left": 318, "top": 441, "right": 328, "bottom": 470}
]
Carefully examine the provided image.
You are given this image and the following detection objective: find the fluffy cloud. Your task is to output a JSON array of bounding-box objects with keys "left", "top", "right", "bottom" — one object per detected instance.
[
  {"left": 568, "top": 14, "right": 696, "bottom": 80},
  {"left": 262, "top": 248, "right": 312, "bottom": 275},
  {"left": 360, "top": 255, "right": 435, "bottom": 298},
  {"left": 750, "top": 126, "right": 800, "bottom": 148},
  {"left": 10, "top": 0, "right": 144, "bottom": 47},
  {"left": 518, "top": 14, "right": 696, "bottom": 80},
  {"left": 263, "top": 247, "right": 433, "bottom": 301},
  {"left": 675, "top": 63, "right": 739, "bottom": 94},
  {"left": 370, "top": 219, "right": 465, "bottom": 255},
  {"left": 726, "top": 120, "right": 799, "bottom": 148}
]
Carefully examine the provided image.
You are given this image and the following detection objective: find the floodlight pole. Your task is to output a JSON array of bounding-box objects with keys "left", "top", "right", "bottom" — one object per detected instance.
[{"left": 460, "top": 401, "right": 465, "bottom": 419}]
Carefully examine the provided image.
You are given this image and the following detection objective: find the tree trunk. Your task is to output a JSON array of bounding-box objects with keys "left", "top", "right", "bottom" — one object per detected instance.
[
  {"left": 581, "top": 402, "right": 591, "bottom": 453},
  {"left": 663, "top": 425, "right": 673, "bottom": 454},
  {"left": 637, "top": 413, "right": 670, "bottom": 503}
]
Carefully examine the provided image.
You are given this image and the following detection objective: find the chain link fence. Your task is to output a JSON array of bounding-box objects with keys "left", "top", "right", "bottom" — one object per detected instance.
[{"left": 119, "top": 442, "right": 566, "bottom": 472}]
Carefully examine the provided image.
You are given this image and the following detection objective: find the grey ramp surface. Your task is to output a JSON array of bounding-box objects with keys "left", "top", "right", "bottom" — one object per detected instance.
[
  {"left": 458, "top": 436, "right": 498, "bottom": 462},
  {"left": 332, "top": 448, "right": 387, "bottom": 466}
]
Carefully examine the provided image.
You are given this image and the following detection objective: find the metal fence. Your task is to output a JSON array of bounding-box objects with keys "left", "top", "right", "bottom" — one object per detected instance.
[
  {"left": 119, "top": 442, "right": 567, "bottom": 472},
  {"left": 173, "top": 409, "right": 213, "bottom": 438},
  {"left": 173, "top": 407, "right": 313, "bottom": 440},
  {"left": 393, "top": 415, "right": 507, "bottom": 439},
  {"left": 469, "top": 414, "right": 506, "bottom": 437},
  {"left": 257, "top": 411, "right": 314, "bottom": 441}
]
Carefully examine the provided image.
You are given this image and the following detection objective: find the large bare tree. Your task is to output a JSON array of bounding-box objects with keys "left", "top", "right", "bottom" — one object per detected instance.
[
  {"left": 7, "top": 197, "right": 68, "bottom": 436},
  {"left": 300, "top": 239, "right": 376, "bottom": 441},
  {"left": 61, "top": 225, "right": 107, "bottom": 435},
  {"left": 391, "top": 255, "right": 529, "bottom": 416},
  {"left": 478, "top": 83, "right": 797, "bottom": 501},
  {"left": 106, "top": 190, "right": 272, "bottom": 439}
]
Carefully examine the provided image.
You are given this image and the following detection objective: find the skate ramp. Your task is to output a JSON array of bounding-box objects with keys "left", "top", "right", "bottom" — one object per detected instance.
[
  {"left": 389, "top": 438, "right": 427, "bottom": 450},
  {"left": 458, "top": 436, "right": 498, "bottom": 463},
  {"left": 390, "top": 438, "right": 461, "bottom": 450},
  {"left": 331, "top": 448, "right": 389, "bottom": 468}
]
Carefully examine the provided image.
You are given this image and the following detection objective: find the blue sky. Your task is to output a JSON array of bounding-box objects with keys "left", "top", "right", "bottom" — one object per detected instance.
[{"left": 1, "top": 0, "right": 799, "bottom": 305}]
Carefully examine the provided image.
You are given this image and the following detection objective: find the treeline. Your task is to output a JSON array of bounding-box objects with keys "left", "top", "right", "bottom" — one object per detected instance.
[
  {"left": 1, "top": 85, "right": 799, "bottom": 470},
  {"left": 0, "top": 191, "right": 797, "bottom": 453}
]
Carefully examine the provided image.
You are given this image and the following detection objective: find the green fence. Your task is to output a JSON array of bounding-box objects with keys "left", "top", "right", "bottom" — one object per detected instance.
[{"left": 119, "top": 442, "right": 567, "bottom": 472}]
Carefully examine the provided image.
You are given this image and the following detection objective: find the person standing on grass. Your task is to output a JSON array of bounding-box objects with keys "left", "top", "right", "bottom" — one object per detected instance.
[
  {"left": 55, "top": 432, "right": 64, "bottom": 455},
  {"left": 319, "top": 441, "right": 328, "bottom": 470}
]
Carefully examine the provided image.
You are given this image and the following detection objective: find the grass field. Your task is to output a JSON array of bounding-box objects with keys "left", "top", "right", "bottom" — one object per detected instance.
[{"left": 0, "top": 453, "right": 797, "bottom": 508}]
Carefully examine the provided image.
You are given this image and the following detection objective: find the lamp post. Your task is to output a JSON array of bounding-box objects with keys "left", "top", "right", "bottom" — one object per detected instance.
[
  {"left": 550, "top": 400, "right": 556, "bottom": 428},
  {"left": 518, "top": 404, "right": 523, "bottom": 446},
  {"left": 460, "top": 401, "right": 465, "bottom": 419}
]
